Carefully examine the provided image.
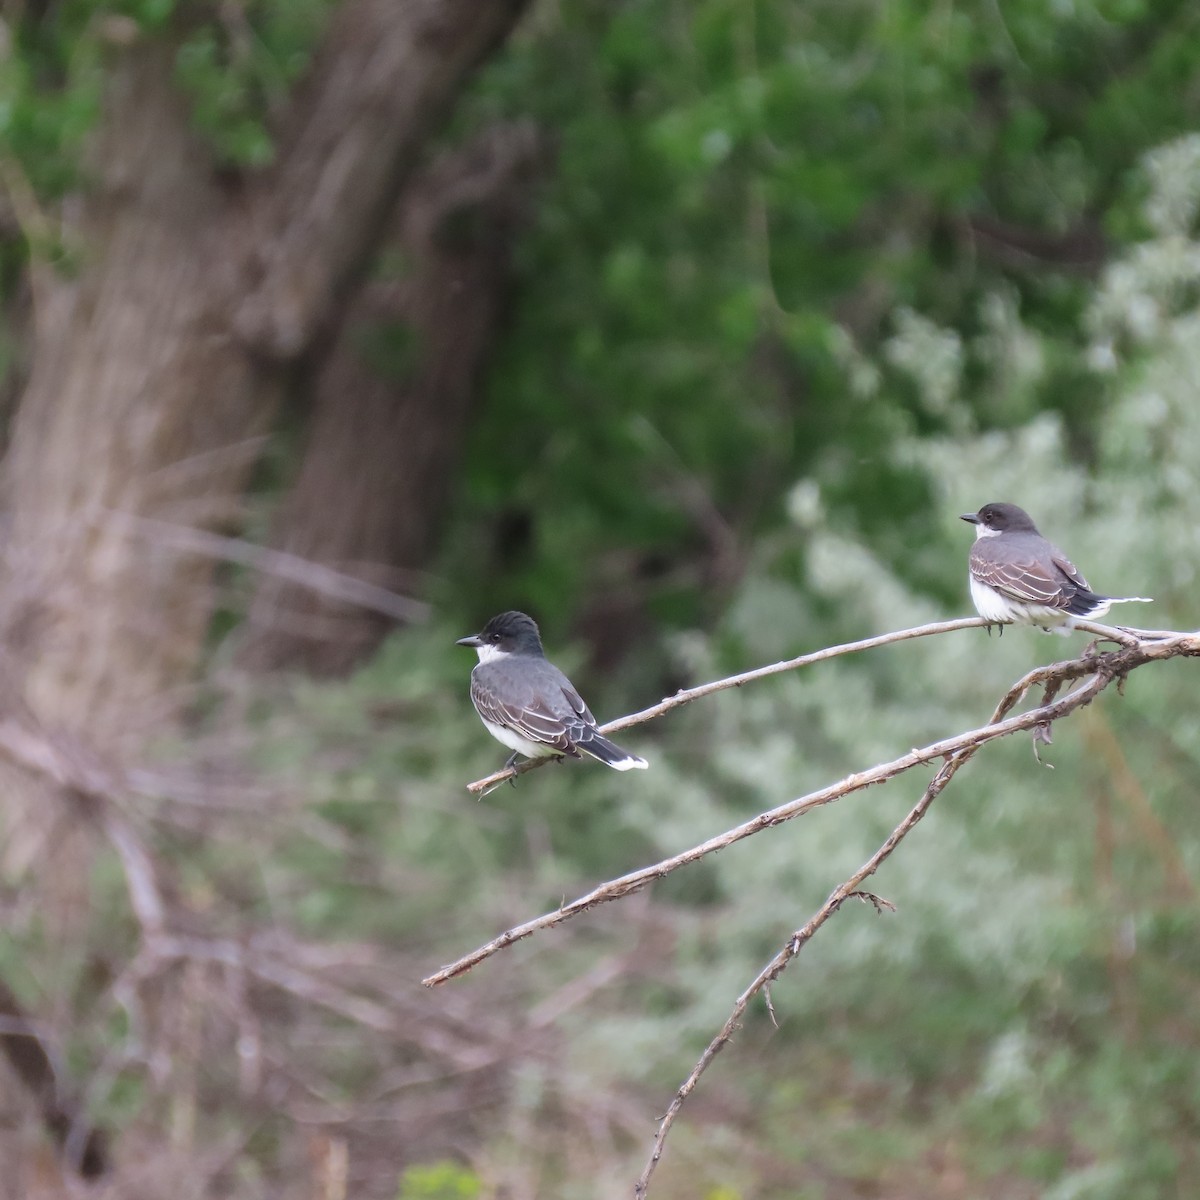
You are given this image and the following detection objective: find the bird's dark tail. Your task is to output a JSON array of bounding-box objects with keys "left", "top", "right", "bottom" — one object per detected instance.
[
  {"left": 575, "top": 730, "right": 648, "bottom": 771},
  {"left": 1067, "top": 588, "right": 1153, "bottom": 617}
]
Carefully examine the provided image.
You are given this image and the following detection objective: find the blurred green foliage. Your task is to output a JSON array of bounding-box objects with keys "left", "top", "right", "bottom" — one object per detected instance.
[
  {"left": 436, "top": 0, "right": 1200, "bottom": 633},
  {"left": 0, "top": 3, "right": 102, "bottom": 199},
  {"left": 397, "top": 1161, "right": 482, "bottom": 1200},
  {"left": 0, "top": 0, "right": 332, "bottom": 180},
  {"left": 173, "top": 0, "right": 331, "bottom": 164}
]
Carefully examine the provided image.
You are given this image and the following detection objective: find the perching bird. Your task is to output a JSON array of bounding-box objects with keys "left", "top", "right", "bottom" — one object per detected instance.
[
  {"left": 457, "top": 611, "right": 648, "bottom": 771},
  {"left": 960, "top": 501, "right": 1152, "bottom": 633}
]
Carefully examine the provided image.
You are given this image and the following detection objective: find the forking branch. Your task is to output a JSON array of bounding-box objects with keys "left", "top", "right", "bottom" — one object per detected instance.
[
  {"left": 434, "top": 618, "right": 1200, "bottom": 1197},
  {"left": 431, "top": 628, "right": 1194, "bottom": 988}
]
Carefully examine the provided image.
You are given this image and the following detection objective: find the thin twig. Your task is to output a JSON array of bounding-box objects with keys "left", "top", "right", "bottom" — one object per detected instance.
[
  {"left": 469, "top": 617, "right": 991, "bottom": 793},
  {"left": 631, "top": 628, "right": 1200, "bottom": 1193},
  {"left": 466, "top": 616, "right": 1148, "bottom": 793},
  {"left": 0, "top": 708, "right": 169, "bottom": 936},
  {"left": 630, "top": 672, "right": 1078, "bottom": 1195},
  {"left": 102, "top": 510, "right": 430, "bottom": 623},
  {"left": 430, "top": 631, "right": 1200, "bottom": 987},
  {"left": 429, "top": 669, "right": 1086, "bottom": 986},
  {"left": 148, "top": 933, "right": 402, "bottom": 1036},
  {"left": 99, "top": 810, "right": 166, "bottom": 935}
]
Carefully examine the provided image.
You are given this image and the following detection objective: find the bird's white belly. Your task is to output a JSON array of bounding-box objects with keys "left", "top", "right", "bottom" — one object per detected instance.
[
  {"left": 482, "top": 719, "right": 560, "bottom": 759},
  {"left": 969, "top": 577, "right": 1073, "bottom": 632}
]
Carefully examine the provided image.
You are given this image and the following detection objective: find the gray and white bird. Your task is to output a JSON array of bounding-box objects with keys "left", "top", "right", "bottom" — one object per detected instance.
[
  {"left": 457, "top": 611, "right": 648, "bottom": 771},
  {"left": 961, "top": 501, "right": 1152, "bottom": 634}
]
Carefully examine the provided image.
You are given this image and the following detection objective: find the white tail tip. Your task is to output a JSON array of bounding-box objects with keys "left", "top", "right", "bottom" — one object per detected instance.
[{"left": 610, "top": 757, "right": 649, "bottom": 771}]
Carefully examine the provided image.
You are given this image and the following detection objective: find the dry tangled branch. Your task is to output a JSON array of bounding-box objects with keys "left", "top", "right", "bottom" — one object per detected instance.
[
  {"left": 432, "top": 622, "right": 1189, "bottom": 986},
  {"left": 0, "top": 655, "right": 542, "bottom": 1189},
  {"left": 431, "top": 619, "right": 1200, "bottom": 1195},
  {"left": 630, "top": 637, "right": 1158, "bottom": 1194}
]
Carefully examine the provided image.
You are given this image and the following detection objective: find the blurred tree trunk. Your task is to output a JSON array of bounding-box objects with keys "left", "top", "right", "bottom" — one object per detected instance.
[
  {"left": 0, "top": 0, "right": 529, "bottom": 734},
  {"left": 237, "top": 122, "right": 539, "bottom": 675},
  {"left": 0, "top": 3, "right": 529, "bottom": 1172},
  {"left": 2, "top": 43, "right": 267, "bottom": 735}
]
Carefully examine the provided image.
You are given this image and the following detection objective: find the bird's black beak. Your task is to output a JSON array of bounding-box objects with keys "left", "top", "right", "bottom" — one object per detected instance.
[
  {"left": 960, "top": 512, "right": 981, "bottom": 525},
  {"left": 456, "top": 634, "right": 482, "bottom": 648}
]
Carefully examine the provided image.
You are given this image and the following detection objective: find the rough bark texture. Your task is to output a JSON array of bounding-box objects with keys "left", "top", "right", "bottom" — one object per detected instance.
[
  {"left": 0, "top": 0, "right": 531, "bottom": 733},
  {"left": 1, "top": 44, "right": 264, "bottom": 734},
  {"left": 235, "top": 0, "right": 530, "bottom": 359},
  {"left": 238, "top": 122, "right": 540, "bottom": 674}
]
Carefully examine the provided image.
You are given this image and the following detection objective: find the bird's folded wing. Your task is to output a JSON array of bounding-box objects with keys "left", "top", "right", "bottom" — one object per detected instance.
[
  {"left": 1051, "top": 553, "right": 1091, "bottom": 591},
  {"left": 559, "top": 678, "right": 598, "bottom": 727},
  {"left": 970, "top": 552, "right": 1080, "bottom": 608},
  {"left": 470, "top": 678, "right": 586, "bottom": 755}
]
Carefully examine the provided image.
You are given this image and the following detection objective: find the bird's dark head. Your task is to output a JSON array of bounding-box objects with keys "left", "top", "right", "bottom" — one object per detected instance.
[
  {"left": 456, "top": 610, "right": 545, "bottom": 660},
  {"left": 960, "top": 502, "right": 1040, "bottom": 536}
]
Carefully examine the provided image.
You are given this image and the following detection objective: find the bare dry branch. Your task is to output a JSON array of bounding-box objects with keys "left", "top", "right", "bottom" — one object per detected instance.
[
  {"left": 466, "top": 616, "right": 1146, "bottom": 794},
  {"left": 0, "top": 697, "right": 170, "bottom": 937},
  {"left": 468, "top": 617, "right": 990, "bottom": 793},
  {"left": 234, "top": 0, "right": 531, "bottom": 358},
  {"left": 431, "top": 629, "right": 1200, "bottom": 988},
  {"left": 433, "top": 623, "right": 1200, "bottom": 1192},
  {"left": 99, "top": 810, "right": 166, "bottom": 935},
  {"left": 148, "top": 933, "right": 402, "bottom": 1036},
  {"left": 104, "top": 510, "right": 430, "bottom": 623},
  {"left": 631, "top": 674, "right": 1067, "bottom": 1194},
  {"left": 627, "top": 627, "right": 1197, "bottom": 1193},
  {"left": 631, "top": 624, "right": 1200, "bottom": 1192}
]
